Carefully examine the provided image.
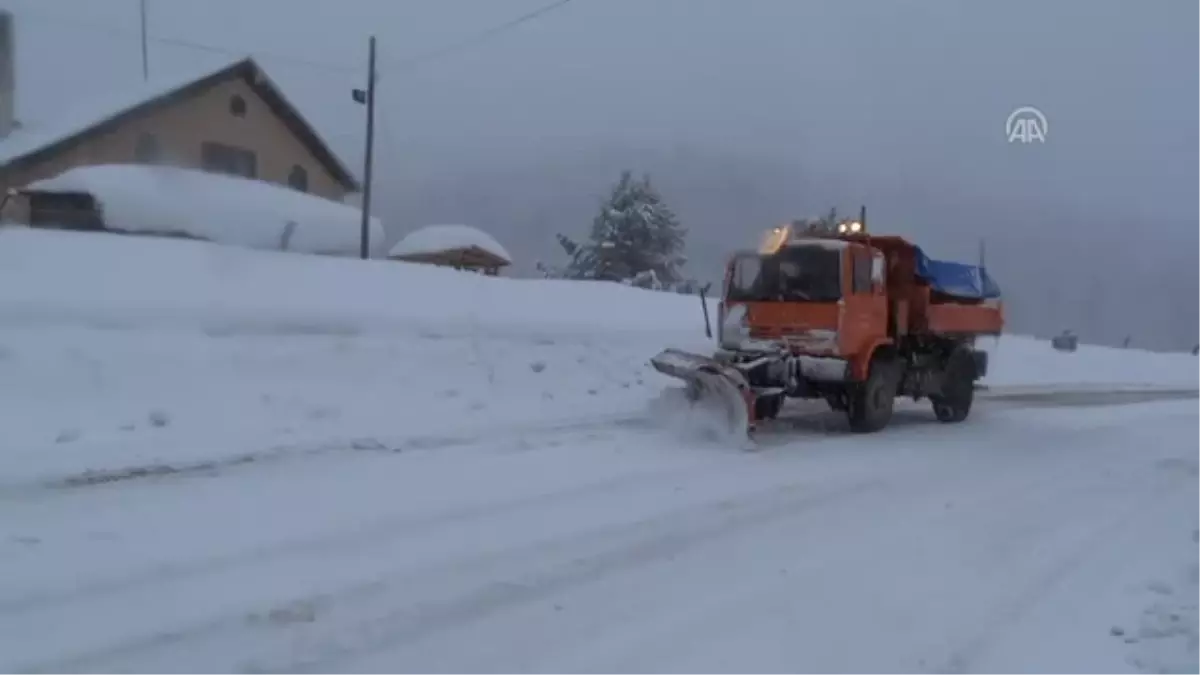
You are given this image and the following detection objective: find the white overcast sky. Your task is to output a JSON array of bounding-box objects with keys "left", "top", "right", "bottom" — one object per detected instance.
[{"left": 2, "top": 0, "right": 1195, "bottom": 227}]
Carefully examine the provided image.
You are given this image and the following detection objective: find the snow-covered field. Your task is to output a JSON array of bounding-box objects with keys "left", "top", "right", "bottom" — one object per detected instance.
[{"left": 0, "top": 227, "right": 1196, "bottom": 673}]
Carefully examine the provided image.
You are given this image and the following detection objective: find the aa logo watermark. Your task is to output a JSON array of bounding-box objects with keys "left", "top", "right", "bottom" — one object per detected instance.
[{"left": 1006, "top": 106, "right": 1048, "bottom": 144}]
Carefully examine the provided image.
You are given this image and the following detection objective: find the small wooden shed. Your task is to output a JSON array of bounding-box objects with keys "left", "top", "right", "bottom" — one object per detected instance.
[{"left": 388, "top": 224, "right": 512, "bottom": 276}]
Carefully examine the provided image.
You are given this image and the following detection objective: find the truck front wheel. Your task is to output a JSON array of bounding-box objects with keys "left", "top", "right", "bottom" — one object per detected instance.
[
  {"left": 755, "top": 393, "right": 784, "bottom": 421},
  {"left": 847, "top": 357, "right": 897, "bottom": 433}
]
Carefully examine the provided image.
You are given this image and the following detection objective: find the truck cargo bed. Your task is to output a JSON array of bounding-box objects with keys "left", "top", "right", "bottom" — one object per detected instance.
[{"left": 925, "top": 301, "right": 1004, "bottom": 336}]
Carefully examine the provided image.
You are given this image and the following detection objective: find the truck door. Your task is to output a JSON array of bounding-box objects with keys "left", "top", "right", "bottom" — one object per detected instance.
[{"left": 840, "top": 246, "right": 888, "bottom": 357}]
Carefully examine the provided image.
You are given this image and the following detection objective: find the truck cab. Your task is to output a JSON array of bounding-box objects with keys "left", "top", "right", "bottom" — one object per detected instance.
[{"left": 719, "top": 227, "right": 891, "bottom": 380}]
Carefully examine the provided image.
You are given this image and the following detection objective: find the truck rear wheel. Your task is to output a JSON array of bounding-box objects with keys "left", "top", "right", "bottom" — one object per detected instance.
[
  {"left": 847, "top": 357, "right": 897, "bottom": 433},
  {"left": 931, "top": 347, "right": 975, "bottom": 423}
]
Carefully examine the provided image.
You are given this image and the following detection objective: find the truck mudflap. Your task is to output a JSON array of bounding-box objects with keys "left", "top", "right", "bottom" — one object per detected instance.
[
  {"left": 649, "top": 348, "right": 757, "bottom": 438},
  {"left": 972, "top": 350, "right": 989, "bottom": 379}
]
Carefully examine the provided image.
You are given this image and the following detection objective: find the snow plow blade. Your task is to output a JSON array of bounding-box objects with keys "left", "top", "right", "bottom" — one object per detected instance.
[{"left": 649, "top": 348, "right": 756, "bottom": 439}]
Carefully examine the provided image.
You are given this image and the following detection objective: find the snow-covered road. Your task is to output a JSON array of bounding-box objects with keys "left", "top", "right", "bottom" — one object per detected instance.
[{"left": 2, "top": 393, "right": 1195, "bottom": 674}]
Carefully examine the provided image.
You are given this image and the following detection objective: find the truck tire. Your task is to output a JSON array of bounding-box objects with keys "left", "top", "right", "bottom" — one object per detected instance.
[
  {"left": 755, "top": 393, "right": 784, "bottom": 421},
  {"left": 847, "top": 357, "right": 897, "bottom": 433},
  {"left": 931, "top": 346, "right": 975, "bottom": 423}
]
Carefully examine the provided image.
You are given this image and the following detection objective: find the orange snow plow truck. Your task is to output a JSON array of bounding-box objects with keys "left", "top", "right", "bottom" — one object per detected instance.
[{"left": 651, "top": 211, "right": 1004, "bottom": 438}]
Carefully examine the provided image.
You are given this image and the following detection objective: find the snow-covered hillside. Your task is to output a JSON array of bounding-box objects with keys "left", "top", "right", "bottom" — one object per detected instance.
[
  {"left": 0, "top": 227, "right": 1195, "bottom": 673},
  {"left": 0, "top": 227, "right": 714, "bottom": 484}
]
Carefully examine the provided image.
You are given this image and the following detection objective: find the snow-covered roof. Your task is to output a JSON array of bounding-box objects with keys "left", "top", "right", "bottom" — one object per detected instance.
[
  {"left": 0, "top": 57, "right": 358, "bottom": 190},
  {"left": 26, "top": 164, "right": 384, "bottom": 257},
  {"left": 388, "top": 224, "right": 512, "bottom": 265}
]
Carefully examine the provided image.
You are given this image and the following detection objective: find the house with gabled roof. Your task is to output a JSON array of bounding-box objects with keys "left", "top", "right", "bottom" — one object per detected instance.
[{"left": 0, "top": 11, "right": 360, "bottom": 226}]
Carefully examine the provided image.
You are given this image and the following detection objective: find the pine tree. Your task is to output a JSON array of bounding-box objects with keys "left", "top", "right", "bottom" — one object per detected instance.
[
  {"left": 555, "top": 170, "right": 687, "bottom": 283},
  {"left": 555, "top": 232, "right": 600, "bottom": 280}
]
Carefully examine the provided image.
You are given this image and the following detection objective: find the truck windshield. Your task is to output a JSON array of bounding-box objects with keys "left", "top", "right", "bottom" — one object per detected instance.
[{"left": 727, "top": 246, "right": 842, "bottom": 302}]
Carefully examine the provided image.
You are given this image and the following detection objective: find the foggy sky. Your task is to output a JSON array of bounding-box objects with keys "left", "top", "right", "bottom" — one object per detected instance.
[{"left": 2, "top": 0, "right": 1197, "bottom": 350}]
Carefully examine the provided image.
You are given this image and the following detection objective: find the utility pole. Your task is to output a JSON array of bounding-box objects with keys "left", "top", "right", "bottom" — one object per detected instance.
[
  {"left": 353, "top": 35, "right": 377, "bottom": 260},
  {"left": 139, "top": 0, "right": 149, "bottom": 81}
]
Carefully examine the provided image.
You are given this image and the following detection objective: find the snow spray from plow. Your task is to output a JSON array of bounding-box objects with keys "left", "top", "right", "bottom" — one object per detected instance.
[{"left": 649, "top": 348, "right": 756, "bottom": 447}]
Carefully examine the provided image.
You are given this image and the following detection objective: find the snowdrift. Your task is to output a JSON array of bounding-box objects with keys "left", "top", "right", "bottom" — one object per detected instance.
[
  {"left": 0, "top": 228, "right": 716, "bottom": 483},
  {"left": 0, "top": 227, "right": 705, "bottom": 341},
  {"left": 26, "top": 164, "right": 384, "bottom": 257},
  {"left": 981, "top": 335, "right": 1198, "bottom": 389}
]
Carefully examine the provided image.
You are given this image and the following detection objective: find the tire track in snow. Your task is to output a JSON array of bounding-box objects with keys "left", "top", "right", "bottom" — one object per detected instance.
[
  {"left": 546, "top": 440, "right": 1126, "bottom": 672},
  {"left": 933, "top": 484, "right": 1196, "bottom": 674},
  {"left": 239, "top": 476, "right": 885, "bottom": 674},
  {"left": 9, "top": 386, "right": 1200, "bottom": 667},
  {"left": 9, "top": 386, "right": 1191, "bottom": 497},
  {"left": 2, "top": 386, "right": 1181, "bottom": 617},
  {"left": 0, "top": 444, "right": 721, "bottom": 617},
  {"left": 982, "top": 387, "right": 1197, "bottom": 407},
  {"left": 515, "top": 423, "right": 1193, "bottom": 673},
  {"left": 749, "top": 387, "right": 1198, "bottom": 448},
  {"left": 11, "top": 420, "right": 1113, "bottom": 672},
  {"left": 0, "top": 413, "right": 655, "bottom": 499},
  {"left": 554, "top": 446, "right": 1200, "bottom": 672},
  {"left": 12, "top": 476, "right": 881, "bottom": 674}
]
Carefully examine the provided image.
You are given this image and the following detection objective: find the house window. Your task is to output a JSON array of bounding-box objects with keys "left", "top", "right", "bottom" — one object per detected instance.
[
  {"left": 201, "top": 141, "right": 257, "bottom": 179},
  {"left": 287, "top": 165, "right": 308, "bottom": 192},
  {"left": 229, "top": 94, "right": 247, "bottom": 117},
  {"left": 134, "top": 132, "right": 161, "bottom": 163}
]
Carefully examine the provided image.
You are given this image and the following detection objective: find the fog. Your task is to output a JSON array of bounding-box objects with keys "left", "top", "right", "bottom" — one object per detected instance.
[{"left": 4, "top": 0, "right": 1197, "bottom": 350}]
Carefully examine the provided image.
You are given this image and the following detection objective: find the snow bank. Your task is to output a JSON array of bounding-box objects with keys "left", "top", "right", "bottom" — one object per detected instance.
[
  {"left": 0, "top": 227, "right": 707, "bottom": 341},
  {"left": 979, "top": 335, "right": 1198, "bottom": 390},
  {"left": 26, "top": 164, "right": 384, "bottom": 257},
  {"left": 0, "top": 228, "right": 712, "bottom": 484},
  {"left": 389, "top": 224, "right": 512, "bottom": 264}
]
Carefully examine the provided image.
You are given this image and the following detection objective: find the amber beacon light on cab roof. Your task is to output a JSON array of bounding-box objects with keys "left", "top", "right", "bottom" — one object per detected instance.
[{"left": 651, "top": 207, "right": 1005, "bottom": 440}]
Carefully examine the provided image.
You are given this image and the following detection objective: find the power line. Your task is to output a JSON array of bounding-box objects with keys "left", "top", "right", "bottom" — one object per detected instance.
[
  {"left": 17, "top": 0, "right": 579, "bottom": 79},
  {"left": 369, "top": 0, "right": 585, "bottom": 183},
  {"left": 17, "top": 9, "right": 361, "bottom": 75},
  {"left": 150, "top": 33, "right": 360, "bottom": 74},
  {"left": 384, "top": 0, "right": 575, "bottom": 73}
]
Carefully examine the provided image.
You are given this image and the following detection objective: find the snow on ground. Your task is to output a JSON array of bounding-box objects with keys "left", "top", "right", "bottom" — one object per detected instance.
[
  {"left": 0, "top": 228, "right": 1196, "bottom": 673},
  {"left": 1, "top": 399, "right": 1194, "bottom": 673},
  {"left": 0, "top": 227, "right": 711, "bottom": 485},
  {"left": 26, "top": 165, "right": 385, "bottom": 257},
  {"left": 979, "top": 333, "right": 1197, "bottom": 390}
]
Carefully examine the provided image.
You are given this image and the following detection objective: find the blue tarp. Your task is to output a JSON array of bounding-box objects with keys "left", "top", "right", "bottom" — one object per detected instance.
[{"left": 913, "top": 247, "right": 1002, "bottom": 299}]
